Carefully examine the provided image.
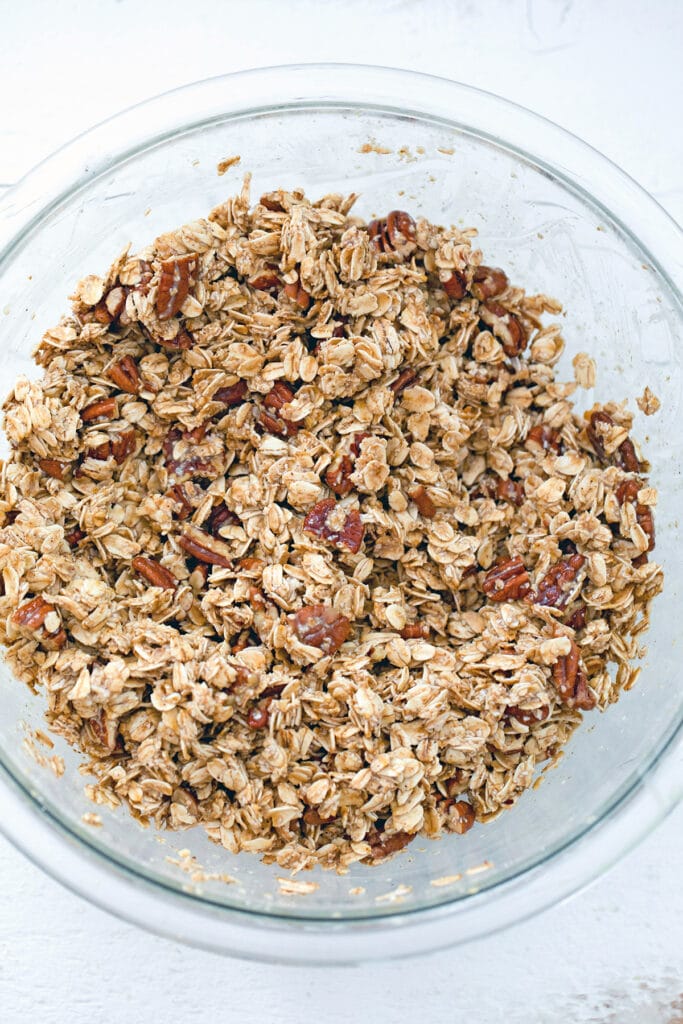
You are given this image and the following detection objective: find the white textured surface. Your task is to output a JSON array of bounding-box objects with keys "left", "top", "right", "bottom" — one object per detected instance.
[{"left": 0, "top": 1, "right": 681, "bottom": 1021}]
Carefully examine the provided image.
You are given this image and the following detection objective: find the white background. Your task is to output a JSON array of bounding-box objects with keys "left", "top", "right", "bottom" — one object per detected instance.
[{"left": 0, "top": 1, "right": 682, "bottom": 1021}]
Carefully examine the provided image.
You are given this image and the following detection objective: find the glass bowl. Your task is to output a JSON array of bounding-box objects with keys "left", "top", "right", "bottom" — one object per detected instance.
[{"left": 0, "top": 64, "right": 681, "bottom": 965}]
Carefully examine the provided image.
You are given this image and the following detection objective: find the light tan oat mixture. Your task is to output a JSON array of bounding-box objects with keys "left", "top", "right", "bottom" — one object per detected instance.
[{"left": 0, "top": 179, "right": 662, "bottom": 873}]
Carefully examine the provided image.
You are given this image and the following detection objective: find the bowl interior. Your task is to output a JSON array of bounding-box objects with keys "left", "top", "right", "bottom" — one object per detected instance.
[{"left": 1, "top": 93, "right": 681, "bottom": 923}]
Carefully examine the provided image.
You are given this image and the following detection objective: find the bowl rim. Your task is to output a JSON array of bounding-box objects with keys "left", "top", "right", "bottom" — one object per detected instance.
[{"left": 0, "top": 62, "right": 681, "bottom": 964}]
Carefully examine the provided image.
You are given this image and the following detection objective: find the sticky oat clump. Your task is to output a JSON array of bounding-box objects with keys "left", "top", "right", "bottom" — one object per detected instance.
[{"left": 0, "top": 178, "right": 662, "bottom": 873}]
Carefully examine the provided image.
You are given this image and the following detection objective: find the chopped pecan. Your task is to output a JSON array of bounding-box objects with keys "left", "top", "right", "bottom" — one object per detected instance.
[
  {"left": 479, "top": 300, "right": 526, "bottom": 357},
  {"left": 534, "top": 553, "right": 585, "bottom": 608},
  {"left": 443, "top": 270, "right": 467, "bottom": 299},
  {"left": 350, "top": 431, "right": 370, "bottom": 457},
  {"left": 284, "top": 276, "right": 311, "bottom": 309},
  {"left": 471, "top": 265, "right": 508, "bottom": 301},
  {"left": 207, "top": 502, "right": 240, "bottom": 537},
  {"left": 482, "top": 557, "right": 530, "bottom": 602},
  {"left": 367, "top": 826, "right": 415, "bottom": 860},
  {"left": 167, "top": 483, "right": 194, "bottom": 520},
  {"left": 249, "top": 270, "right": 280, "bottom": 291},
  {"left": 400, "top": 622, "right": 430, "bottom": 640},
  {"left": 586, "top": 409, "right": 614, "bottom": 461},
  {"left": 12, "top": 595, "right": 55, "bottom": 630},
  {"left": 65, "top": 527, "right": 86, "bottom": 548},
  {"left": 632, "top": 552, "right": 649, "bottom": 568},
  {"left": 132, "top": 555, "right": 177, "bottom": 590},
  {"left": 409, "top": 485, "right": 436, "bottom": 518},
  {"left": 304, "top": 499, "right": 365, "bottom": 554},
  {"left": 508, "top": 705, "right": 550, "bottom": 726},
  {"left": 111, "top": 430, "right": 137, "bottom": 464},
  {"left": 290, "top": 604, "right": 351, "bottom": 654},
  {"left": 259, "top": 195, "right": 284, "bottom": 212},
  {"left": 247, "top": 705, "right": 270, "bottom": 730},
  {"left": 214, "top": 380, "right": 248, "bottom": 406},
  {"left": 87, "top": 711, "right": 121, "bottom": 755},
  {"left": 303, "top": 808, "right": 335, "bottom": 827},
  {"left": 446, "top": 800, "right": 476, "bottom": 835},
  {"left": 37, "top": 458, "right": 69, "bottom": 480},
  {"left": 368, "top": 210, "right": 417, "bottom": 257},
  {"left": 81, "top": 397, "right": 117, "bottom": 422},
  {"left": 616, "top": 437, "right": 641, "bottom": 472},
  {"left": 325, "top": 455, "right": 354, "bottom": 497},
  {"left": 390, "top": 367, "right": 418, "bottom": 393},
  {"left": 178, "top": 528, "right": 232, "bottom": 567},
  {"left": 183, "top": 421, "right": 210, "bottom": 444},
  {"left": 526, "top": 423, "right": 563, "bottom": 454},
  {"left": 496, "top": 478, "right": 524, "bottom": 505},
  {"left": 85, "top": 441, "right": 113, "bottom": 462},
  {"left": 157, "top": 329, "right": 193, "bottom": 351},
  {"left": 616, "top": 479, "right": 655, "bottom": 551},
  {"left": 93, "top": 285, "right": 127, "bottom": 325},
  {"left": 553, "top": 639, "right": 595, "bottom": 710},
  {"left": 156, "top": 253, "right": 198, "bottom": 321},
  {"left": 108, "top": 355, "right": 140, "bottom": 395},
  {"left": 564, "top": 603, "right": 587, "bottom": 631},
  {"left": 259, "top": 381, "right": 300, "bottom": 437},
  {"left": 163, "top": 428, "right": 212, "bottom": 478}
]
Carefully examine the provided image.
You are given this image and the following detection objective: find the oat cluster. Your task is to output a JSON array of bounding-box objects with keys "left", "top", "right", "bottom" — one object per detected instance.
[{"left": 0, "top": 178, "right": 662, "bottom": 872}]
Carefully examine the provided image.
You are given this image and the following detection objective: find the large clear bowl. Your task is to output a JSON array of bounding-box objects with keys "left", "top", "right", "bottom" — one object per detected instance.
[{"left": 0, "top": 65, "right": 681, "bottom": 964}]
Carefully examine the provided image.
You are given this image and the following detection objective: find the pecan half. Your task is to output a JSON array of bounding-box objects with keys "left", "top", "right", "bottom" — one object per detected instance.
[
  {"left": 508, "top": 705, "right": 550, "bottom": 726},
  {"left": 616, "top": 437, "right": 641, "bottom": 472},
  {"left": 482, "top": 557, "right": 531, "bottom": 601},
  {"left": 526, "top": 423, "right": 563, "bottom": 454},
  {"left": 367, "top": 826, "right": 415, "bottom": 860},
  {"left": 156, "top": 253, "right": 198, "bottom": 320},
  {"left": 479, "top": 300, "right": 526, "bottom": 357},
  {"left": 368, "top": 210, "right": 417, "bottom": 257},
  {"left": 443, "top": 270, "right": 467, "bottom": 300},
  {"left": 325, "top": 455, "right": 354, "bottom": 497},
  {"left": 409, "top": 485, "right": 436, "bottom": 518},
  {"left": 304, "top": 499, "right": 365, "bottom": 554},
  {"left": 214, "top": 380, "right": 248, "bottom": 406},
  {"left": 553, "top": 639, "right": 595, "bottom": 710},
  {"left": 178, "top": 528, "right": 232, "bottom": 567},
  {"left": 37, "top": 458, "right": 69, "bottom": 480},
  {"left": 290, "top": 604, "right": 351, "bottom": 654},
  {"left": 284, "top": 276, "right": 311, "bottom": 309},
  {"left": 496, "top": 478, "right": 524, "bottom": 506},
  {"left": 471, "top": 265, "right": 508, "bottom": 301},
  {"left": 108, "top": 355, "right": 140, "bottom": 394},
  {"left": 259, "top": 382, "right": 300, "bottom": 437},
  {"left": 132, "top": 555, "right": 177, "bottom": 590},
  {"left": 81, "top": 397, "right": 117, "bottom": 422},
  {"left": 534, "top": 553, "right": 585, "bottom": 608}
]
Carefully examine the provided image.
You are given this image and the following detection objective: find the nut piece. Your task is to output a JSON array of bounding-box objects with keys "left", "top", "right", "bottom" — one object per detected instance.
[
  {"left": 534, "top": 553, "right": 585, "bottom": 608},
  {"left": 409, "top": 485, "right": 436, "bottom": 518},
  {"left": 616, "top": 478, "right": 655, "bottom": 551},
  {"left": 108, "top": 356, "right": 140, "bottom": 395},
  {"left": 304, "top": 499, "right": 365, "bottom": 554},
  {"left": 471, "top": 265, "right": 508, "bottom": 301},
  {"left": 284, "top": 276, "right": 311, "bottom": 310},
  {"left": 526, "top": 424, "right": 563, "bottom": 454},
  {"left": 207, "top": 502, "right": 240, "bottom": 537},
  {"left": 132, "top": 555, "right": 177, "bottom": 590},
  {"left": 178, "top": 528, "right": 233, "bottom": 567},
  {"left": 163, "top": 428, "right": 212, "bottom": 478},
  {"left": 167, "top": 484, "right": 194, "bottom": 520},
  {"left": 479, "top": 300, "right": 526, "bottom": 357},
  {"left": 400, "top": 622, "right": 430, "bottom": 640},
  {"left": 443, "top": 270, "right": 467, "bottom": 300},
  {"left": 586, "top": 409, "right": 615, "bottom": 461},
  {"left": 508, "top": 705, "right": 551, "bottom": 726},
  {"left": 325, "top": 455, "right": 354, "bottom": 497},
  {"left": 552, "top": 639, "right": 595, "bottom": 710},
  {"left": 446, "top": 800, "right": 476, "bottom": 835},
  {"left": 37, "top": 458, "right": 69, "bottom": 480},
  {"left": 496, "top": 478, "right": 524, "bottom": 505},
  {"left": 616, "top": 437, "right": 641, "bottom": 473},
  {"left": 367, "top": 827, "right": 415, "bottom": 860},
  {"left": 564, "top": 603, "right": 587, "bottom": 631},
  {"left": 482, "top": 556, "right": 530, "bottom": 602},
  {"left": 249, "top": 271, "right": 280, "bottom": 291},
  {"left": 290, "top": 604, "right": 351, "bottom": 654},
  {"left": 214, "top": 381, "right": 248, "bottom": 406},
  {"left": 12, "top": 595, "right": 66, "bottom": 648},
  {"left": 247, "top": 706, "right": 270, "bottom": 730},
  {"left": 156, "top": 253, "right": 198, "bottom": 320},
  {"left": 390, "top": 368, "right": 418, "bottom": 394},
  {"left": 259, "top": 381, "right": 300, "bottom": 437},
  {"left": 111, "top": 430, "right": 137, "bottom": 464},
  {"left": 157, "top": 329, "right": 194, "bottom": 351},
  {"left": 65, "top": 527, "right": 85, "bottom": 548},
  {"left": 81, "top": 397, "right": 117, "bottom": 422},
  {"left": 368, "top": 210, "right": 417, "bottom": 257}
]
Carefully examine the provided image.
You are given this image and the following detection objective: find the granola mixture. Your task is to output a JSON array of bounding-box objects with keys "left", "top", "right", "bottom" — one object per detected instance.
[{"left": 0, "top": 179, "right": 662, "bottom": 873}]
